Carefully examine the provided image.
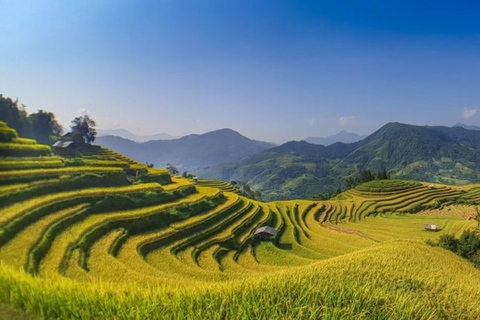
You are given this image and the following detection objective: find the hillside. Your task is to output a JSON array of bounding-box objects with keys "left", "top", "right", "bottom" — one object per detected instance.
[
  {"left": 1, "top": 120, "right": 480, "bottom": 319},
  {"left": 196, "top": 122, "right": 480, "bottom": 200},
  {"left": 95, "top": 128, "right": 275, "bottom": 170}
]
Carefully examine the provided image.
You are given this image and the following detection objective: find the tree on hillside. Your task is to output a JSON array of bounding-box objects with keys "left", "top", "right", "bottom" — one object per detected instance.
[
  {"left": 236, "top": 181, "right": 262, "bottom": 200},
  {"left": 70, "top": 114, "right": 96, "bottom": 144},
  {"left": 29, "top": 110, "right": 63, "bottom": 145},
  {"left": 0, "top": 95, "right": 33, "bottom": 137},
  {"left": 166, "top": 163, "right": 179, "bottom": 176}
]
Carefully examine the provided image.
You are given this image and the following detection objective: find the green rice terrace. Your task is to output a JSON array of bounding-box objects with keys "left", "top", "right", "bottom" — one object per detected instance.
[{"left": 1, "top": 121, "right": 480, "bottom": 319}]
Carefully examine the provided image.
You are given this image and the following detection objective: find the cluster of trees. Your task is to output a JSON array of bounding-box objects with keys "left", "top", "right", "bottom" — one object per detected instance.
[
  {"left": 166, "top": 163, "right": 179, "bottom": 176},
  {"left": 311, "top": 169, "right": 390, "bottom": 200},
  {"left": 231, "top": 181, "right": 262, "bottom": 200},
  {"left": 344, "top": 169, "right": 389, "bottom": 190},
  {"left": 0, "top": 95, "right": 62, "bottom": 145},
  {"left": 435, "top": 229, "right": 480, "bottom": 267},
  {"left": 0, "top": 94, "right": 97, "bottom": 145}
]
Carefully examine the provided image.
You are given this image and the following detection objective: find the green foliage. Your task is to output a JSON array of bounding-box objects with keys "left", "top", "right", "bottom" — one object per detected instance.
[
  {"left": 166, "top": 163, "right": 179, "bottom": 175},
  {"left": 0, "top": 96, "right": 63, "bottom": 144},
  {"left": 89, "top": 186, "right": 195, "bottom": 214},
  {"left": 198, "top": 122, "right": 480, "bottom": 200},
  {"left": 70, "top": 114, "right": 96, "bottom": 144},
  {"left": 0, "top": 126, "right": 17, "bottom": 142},
  {"left": 139, "top": 169, "right": 172, "bottom": 185},
  {"left": 0, "top": 95, "right": 32, "bottom": 138},
  {"left": 28, "top": 110, "right": 63, "bottom": 145},
  {"left": 355, "top": 180, "right": 421, "bottom": 193},
  {"left": 436, "top": 230, "right": 480, "bottom": 267}
]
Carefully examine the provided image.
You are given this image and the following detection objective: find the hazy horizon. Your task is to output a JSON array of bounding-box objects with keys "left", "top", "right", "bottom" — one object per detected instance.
[{"left": 2, "top": 1, "right": 480, "bottom": 144}]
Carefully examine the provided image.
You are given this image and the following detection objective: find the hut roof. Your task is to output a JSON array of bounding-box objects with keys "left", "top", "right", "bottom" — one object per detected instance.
[
  {"left": 254, "top": 226, "right": 277, "bottom": 236},
  {"left": 53, "top": 141, "right": 75, "bottom": 148}
]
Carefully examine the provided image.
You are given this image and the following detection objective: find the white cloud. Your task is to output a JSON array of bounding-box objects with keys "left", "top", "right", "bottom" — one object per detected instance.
[
  {"left": 339, "top": 116, "right": 355, "bottom": 127},
  {"left": 463, "top": 108, "right": 477, "bottom": 120},
  {"left": 77, "top": 108, "right": 89, "bottom": 117}
]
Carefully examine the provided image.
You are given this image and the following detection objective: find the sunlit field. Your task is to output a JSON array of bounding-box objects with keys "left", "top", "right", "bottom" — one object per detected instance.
[{"left": 1, "top": 122, "right": 480, "bottom": 319}]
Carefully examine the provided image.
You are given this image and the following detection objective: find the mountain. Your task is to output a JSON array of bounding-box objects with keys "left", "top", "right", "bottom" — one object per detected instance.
[
  {"left": 303, "top": 130, "right": 366, "bottom": 146},
  {"left": 453, "top": 123, "right": 480, "bottom": 131},
  {"left": 97, "top": 128, "right": 177, "bottom": 142},
  {"left": 195, "top": 122, "right": 480, "bottom": 200},
  {"left": 95, "top": 128, "right": 275, "bottom": 170}
]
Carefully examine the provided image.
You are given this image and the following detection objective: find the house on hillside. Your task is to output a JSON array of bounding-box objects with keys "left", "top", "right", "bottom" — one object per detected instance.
[
  {"left": 424, "top": 224, "right": 439, "bottom": 232},
  {"left": 52, "top": 140, "right": 76, "bottom": 157},
  {"left": 254, "top": 226, "right": 278, "bottom": 241}
]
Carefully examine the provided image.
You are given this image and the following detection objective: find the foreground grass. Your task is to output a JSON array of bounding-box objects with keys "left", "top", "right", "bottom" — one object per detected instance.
[{"left": 1, "top": 241, "right": 480, "bottom": 319}]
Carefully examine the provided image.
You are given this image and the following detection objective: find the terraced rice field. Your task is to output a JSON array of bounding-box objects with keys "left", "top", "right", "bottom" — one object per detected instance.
[
  {"left": 196, "top": 179, "right": 240, "bottom": 193},
  {"left": 1, "top": 122, "right": 480, "bottom": 318},
  {"left": 2, "top": 170, "right": 477, "bottom": 283}
]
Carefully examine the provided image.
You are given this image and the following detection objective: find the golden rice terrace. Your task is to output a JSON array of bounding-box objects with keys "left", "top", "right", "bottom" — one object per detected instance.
[{"left": 1, "top": 121, "right": 480, "bottom": 319}]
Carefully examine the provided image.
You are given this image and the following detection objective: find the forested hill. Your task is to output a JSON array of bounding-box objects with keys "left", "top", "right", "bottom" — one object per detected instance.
[
  {"left": 95, "top": 128, "right": 275, "bottom": 171},
  {"left": 195, "top": 122, "right": 480, "bottom": 200}
]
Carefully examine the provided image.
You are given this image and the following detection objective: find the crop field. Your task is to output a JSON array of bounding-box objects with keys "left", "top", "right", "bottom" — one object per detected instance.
[
  {"left": 1, "top": 125, "right": 480, "bottom": 319},
  {"left": 196, "top": 179, "right": 240, "bottom": 193}
]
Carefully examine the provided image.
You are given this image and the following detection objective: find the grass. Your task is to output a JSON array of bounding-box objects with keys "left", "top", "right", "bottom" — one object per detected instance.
[
  {"left": 0, "top": 158, "right": 64, "bottom": 170},
  {"left": 354, "top": 179, "right": 422, "bottom": 193},
  {"left": 0, "top": 143, "right": 51, "bottom": 157},
  {"left": 2, "top": 241, "right": 480, "bottom": 319}
]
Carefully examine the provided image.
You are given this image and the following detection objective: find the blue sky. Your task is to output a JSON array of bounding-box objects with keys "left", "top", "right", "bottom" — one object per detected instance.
[{"left": 2, "top": 0, "right": 480, "bottom": 143}]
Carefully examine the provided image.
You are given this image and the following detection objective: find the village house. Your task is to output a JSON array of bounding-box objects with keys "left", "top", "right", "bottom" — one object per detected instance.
[{"left": 254, "top": 226, "right": 278, "bottom": 240}]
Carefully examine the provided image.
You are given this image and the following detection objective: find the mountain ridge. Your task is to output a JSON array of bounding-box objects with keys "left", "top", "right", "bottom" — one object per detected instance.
[
  {"left": 95, "top": 128, "right": 275, "bottom": 170},
  {"left": 453, "top": 122, "right": 480, "bottom": 131},
  {"left": 195, "top": 122, "right": 480, "bottom": 200},
  {"left": 97, "top": 128, "right": 178, "bottom": 142},
  {"left": 303, "top": 130, "right": 366, "bottom": 146}
]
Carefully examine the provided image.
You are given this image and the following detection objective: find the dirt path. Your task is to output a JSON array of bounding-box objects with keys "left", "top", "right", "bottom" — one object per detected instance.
[
  {"left": 418, "top": 205, "right": 480, "bottom": 220},
  {"left": 320, "top": 223, "right": 379, "bottom": 243}
]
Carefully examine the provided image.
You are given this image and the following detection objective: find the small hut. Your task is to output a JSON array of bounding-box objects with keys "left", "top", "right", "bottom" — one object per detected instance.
[
  {"left": 192, "top": 176, "right": 198, "bottom": 183},
  {"left": 254, "top": 226, "right": 277, "bottom": 241},
  {"left": 424, "top": 224, "right": 439, "bottom": 232},
  {"left": 52, "top": 141, "right": 76, "bottom": 157}
]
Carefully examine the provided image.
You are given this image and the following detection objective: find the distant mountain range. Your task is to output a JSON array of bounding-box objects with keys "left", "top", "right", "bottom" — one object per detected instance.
[
  {"left": 97, "top": 129, "right": 178, "bottom": 142},
  {"left": 195, "top": 123, "right": 480, "bottom": 200},
  {"left": 303, "top": 130, "right": 366, "bottom": 146},
  {"left": 453, "top": 123, "right": 480, "bottom": 131},
  {"left": 95, "top": 129, "right": 275, "bottom": 170}
]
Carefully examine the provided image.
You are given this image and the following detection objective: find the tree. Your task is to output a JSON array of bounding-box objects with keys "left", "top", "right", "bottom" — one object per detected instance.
[
  {"left": 0, "top": 95, "right": 33, "bottom": 138},
  {"left": 236, "top": 181, "right": 262, "bottom": 200},
  {"left": 70, "top": 115, "right": 96, "bottom": 144},
  {"left": 166, "top": 163, "right": 179, "bottom": 175},
  {"left": 29, "top": 110, "right": 63, "bottom": 145}
]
